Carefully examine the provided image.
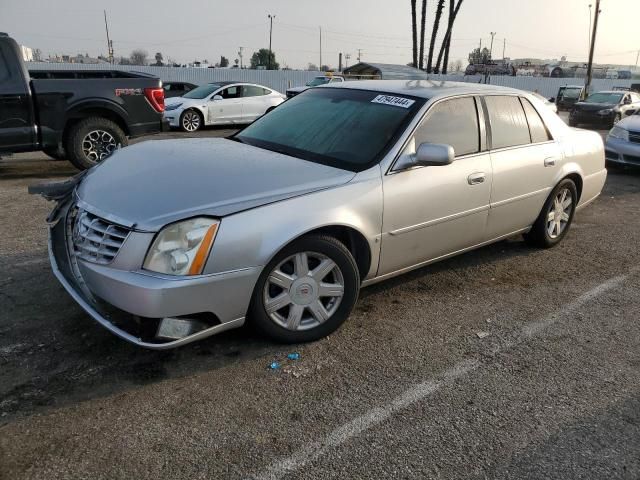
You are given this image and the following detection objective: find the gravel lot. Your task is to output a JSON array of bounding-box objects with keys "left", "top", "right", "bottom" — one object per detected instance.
[{"left": 1, "top": 122, "right": 639, "bottom": 480}]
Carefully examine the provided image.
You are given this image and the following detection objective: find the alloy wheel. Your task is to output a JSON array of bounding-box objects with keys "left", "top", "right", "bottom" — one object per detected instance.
[
  {"left": 546, "top": 187, "right": 573, "bottom": 239},
  {"left": 82, "top": 130, "right": 117, "bottom": 162},
  {"left": 263, "top": 251, "right": 345, "bottom": 331},
  {"left": 182, "top": 111, "right": 201, "bottom": 132}
]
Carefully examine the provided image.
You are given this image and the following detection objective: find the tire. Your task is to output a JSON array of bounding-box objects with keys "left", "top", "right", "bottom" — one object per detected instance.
[
  {"left": 180, "top": 109, "right": 203, "bottom": 132},
  {"left": 568, "top": 118, "right": 578, "bottom": 127},
  {"left": 66, "top": 117, "right": 127, "bottom": 170},
  {"left": 524, "top": 178, "right": 578, "bottom": 248},
  {"left": 248, "top": 235, "right": 360, "bottom": 343},
  {"left": 43, "top": 145, "right": 67, "bottom": 161}
]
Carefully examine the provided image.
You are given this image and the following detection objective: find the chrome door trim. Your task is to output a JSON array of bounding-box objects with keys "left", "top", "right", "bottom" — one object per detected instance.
[
  {"left": 490, "top": 186, "right": 551, "bottom": 208},
  {"left": 388, "top": 204, "right": 490, "bottom": 236}
]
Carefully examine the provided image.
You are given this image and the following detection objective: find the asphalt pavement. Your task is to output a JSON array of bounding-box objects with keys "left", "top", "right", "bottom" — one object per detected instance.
[{"left": 1, "top": 123, "right": 639, "bottom": 480}]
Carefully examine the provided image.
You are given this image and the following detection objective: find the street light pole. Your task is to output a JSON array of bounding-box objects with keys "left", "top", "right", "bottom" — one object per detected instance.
[
  {"left": 585, "top": 0, "right": 601, "bottom": 99},
  {"left": 268, "top": 14, "right": 275, "bottom": 70}
]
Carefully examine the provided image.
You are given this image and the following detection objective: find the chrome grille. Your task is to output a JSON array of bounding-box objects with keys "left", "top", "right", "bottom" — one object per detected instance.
[
  {"left": 629, "top": 131, "right": 640, "bottom": 144},
  {"left": 70, "top": 208, "right": 129, "bottom": 264}
]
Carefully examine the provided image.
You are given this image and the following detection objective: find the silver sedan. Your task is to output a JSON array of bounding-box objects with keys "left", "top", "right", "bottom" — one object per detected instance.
[{"left": 36, "top": 80, "right": 607, "bottom": 349}]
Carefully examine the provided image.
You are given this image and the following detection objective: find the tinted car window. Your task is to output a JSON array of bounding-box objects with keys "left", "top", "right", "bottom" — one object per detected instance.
[
  {"left": 243, "top": 85, "right": 266, "bottom": 97},
  {"left": 413, "top": 97, "right": 479, "bottom": 156},
  {"left": 485, "top": 96, "right": 531, "bottom": 149},
  {"left": 0, "top": 48, "right": 11, "bottom": 83},
  {"left": 521, "top": 98, "right": 551, "bottom": 143},
  {"left": 221, "top": 86, "right": 241, "bottom": 99}
]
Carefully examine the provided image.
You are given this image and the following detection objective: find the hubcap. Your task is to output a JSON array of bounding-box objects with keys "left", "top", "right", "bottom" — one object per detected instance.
[
  {"left": 263, "top": 251, "right": 345, "bottom": 331},
  {"left": 547, "top": 188, "right": 572, "bottom": 239},
  {"left": 182, "top": 111, "right": 200, "bottom": 131},
  {"left": 82, "top": 130, "right": 117, "bottom": 163}
]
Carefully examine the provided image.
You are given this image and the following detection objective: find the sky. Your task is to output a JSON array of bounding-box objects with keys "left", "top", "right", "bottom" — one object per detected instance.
[{"left": 1, "top": 0, "right": 639, "bottom": 69}]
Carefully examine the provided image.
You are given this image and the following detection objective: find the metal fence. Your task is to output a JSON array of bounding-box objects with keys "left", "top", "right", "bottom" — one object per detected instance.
[{"left": 26, "top": 62, "right": 635, "bottom": 99}]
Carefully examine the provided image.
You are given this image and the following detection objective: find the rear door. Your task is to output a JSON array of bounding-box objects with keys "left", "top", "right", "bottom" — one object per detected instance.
[
  {"left": 207, "top": 85, "right": 243, "bottom": 124},
  {"left": 484, "top": 95, "right": 561, "bottom": 237},
  {"left": 0, "top": 40, "right": 35, "bottom": 152},
  {"left": 240, "top": 85, "right": 271, "bottom": 122}
]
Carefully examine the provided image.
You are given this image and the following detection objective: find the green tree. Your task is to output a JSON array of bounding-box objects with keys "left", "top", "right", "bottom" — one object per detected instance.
[
  {"left": 154, "top": 52, "right": 164, "bottom": 66},
  {"left": 468, "top": 47, "right": 491, "bottom": 65},
  {"left": 130, "top": 49, "right": 148, "bottom": 66},
  {"left": 220, "top": 56, "right": 229, "bottom": 68},
  {"left": 250, "top": 49, "right": 279, "bottom": 70}
]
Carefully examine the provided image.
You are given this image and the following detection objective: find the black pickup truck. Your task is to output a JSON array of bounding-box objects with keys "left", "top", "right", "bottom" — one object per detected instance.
[{"left": 0, "top": 33, "right": 168, "bottom": 169}]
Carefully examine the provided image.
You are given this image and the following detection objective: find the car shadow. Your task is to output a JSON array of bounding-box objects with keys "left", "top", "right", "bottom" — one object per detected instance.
[{"left": 0, "top": 234, "right": 537, "bottom": 423}]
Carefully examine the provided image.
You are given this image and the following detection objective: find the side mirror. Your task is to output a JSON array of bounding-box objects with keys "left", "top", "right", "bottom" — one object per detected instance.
[
  {"left": 415, "top": 143, "right": 455, "bottom": 166},
  {"left": 624, "top": 97, "right": 632, "bottom": 105},
  {"left": 212, "top": 95, "right": 223, "bottom": 101},
  {"left": 549, "top": 97, "right": 556, "bottom": 103}
]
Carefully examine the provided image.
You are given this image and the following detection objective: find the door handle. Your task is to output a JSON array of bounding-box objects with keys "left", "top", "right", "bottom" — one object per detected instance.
[
  {"left": 544, "top": 157, "right": 557, "bottom": 167},
  {"left": 467, "top": 172, "right": 485, "bottom": 185}
]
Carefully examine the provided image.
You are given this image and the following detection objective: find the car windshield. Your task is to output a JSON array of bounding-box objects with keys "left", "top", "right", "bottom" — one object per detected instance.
[
  {"left": 306, "top": 77, "right": 331, "bottom": 87},
  {"left": 560, "top": 88, "right": 582, "bottom": 99},
  {"left": 183, "top": 84, "right": 221, "bottom": 99},
  {"left": 234, "top": 88, "right": 424, "bottom": 172},
  {"left": 586, "top": 92, "right": 623, "bottom": 104}
]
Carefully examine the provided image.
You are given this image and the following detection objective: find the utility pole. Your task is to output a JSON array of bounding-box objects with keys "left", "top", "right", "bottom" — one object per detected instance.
[
  {"left": 588, "top": 4, "right": 593, "bottom": 52},
  {"left": 267, "top": 14, "right": 275, "bottom": 70},
  {"left": 319, "top": 26, "right": 322, "bottom": 71},
  {"left": 238, "top": 46, "right": 244, "bottom": 69},
  {"left": 103, "top": 10, "right": 114, "bottom": 64},
  {"left": 338, "top": 52, "right": 343, "bottom": 72},
  {"left": 502, "top": 38, "right": 506, "bottom": 60},
  {"left": 357, "top": 49, "right": 363, "bottom": 63},
  {"left": 585, "top": 0, "right": 601, "bottom": 99},
  {"left": 489, "top": 32, "right": 496, "bottom": 61},
  {"left": 636, "top": 49, "right": 639, "bottom": 70},
  {"left": 345, "top": 53, "right": 351, "bottom": 68}
]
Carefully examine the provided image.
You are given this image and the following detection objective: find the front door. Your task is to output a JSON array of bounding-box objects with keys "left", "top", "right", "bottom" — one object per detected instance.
[
  {"left": 0, "top": 41, "right": 35, "bottom": 152},
  {"left": 483, "top": 95, "right": 562, "bottom": 237},
  {"left": 207, "top": 85, "right": 243, "bottom": 124},
  {"left": 379, "top": 96, "right": 492, "bottom": 276}
]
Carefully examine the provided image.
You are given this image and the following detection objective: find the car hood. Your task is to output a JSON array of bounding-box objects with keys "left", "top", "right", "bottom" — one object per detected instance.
[
  {"left": 618, "top": 114, "right": 640, "bottom": 131},
  {"left": 76, "top": 138, "right": 356, "bottom": 231},
  {"left": 573, "top": 102, "right": 616, "bottom": 112}
]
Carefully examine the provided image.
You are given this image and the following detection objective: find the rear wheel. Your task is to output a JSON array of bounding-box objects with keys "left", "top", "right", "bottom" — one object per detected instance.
[
  {"left": 66, "top": 117, "right": 127, "bottom": 170},
  {"left": 249, "top": 235, "right": 360, "bottom": 343},
  {"left": 180, "top": 109, "right": 203, "bottom": 132},
  {"left": 524, "top": 179, "right": 577, "bottom": 248}
]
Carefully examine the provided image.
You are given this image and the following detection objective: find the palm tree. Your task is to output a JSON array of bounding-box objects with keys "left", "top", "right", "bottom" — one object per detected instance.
[
  {"left": 411, "top": 0, "right": 418, "bottom": 68},
  {"left": 418, "top": 0, "right": 427, "bottom": 70},
  {"left": 435, "top": 0, "right": 464, "bottom": 73},
  {"left": 426, "top": 0, "right": 445, "bottom": 73}
]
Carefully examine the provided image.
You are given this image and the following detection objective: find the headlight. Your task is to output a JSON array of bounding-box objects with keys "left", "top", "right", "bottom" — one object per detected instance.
[
  {"left": 598, "top": 108, "right": 613, "bottom": 115},
  {"left": 143, "top": 217, "right": 219, "bottom": 275},
  {"left": 165, "top": 103, "right": 183, "bottom": 111},
  {"left": 608, "top": 126, "right": 629, "bottom": 141}
]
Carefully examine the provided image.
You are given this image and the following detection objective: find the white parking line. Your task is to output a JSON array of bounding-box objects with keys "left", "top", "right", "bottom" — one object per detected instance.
[{"left": 251, "top": 270, "right": 636, "bottom": 480}]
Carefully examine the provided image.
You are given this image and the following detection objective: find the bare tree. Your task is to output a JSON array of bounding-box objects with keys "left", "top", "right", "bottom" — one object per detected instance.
[
  {"left": 426, "top": 0, "right": 445, "bottom": 73},
  {"left": 130, "top": 49, "right": 148, "bottom": 66},
  {"left": 410, "top": 0, "right": 418, "bottom": 68},
  {"left": 418, "top": 0, "right": 427, "bottom": 69},
  {"left": 434, "top": 0, "right": 465, "bottom": 73}
]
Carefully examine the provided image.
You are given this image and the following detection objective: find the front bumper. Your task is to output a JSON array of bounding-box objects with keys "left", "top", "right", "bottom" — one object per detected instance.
[
  {"left": 48, "top": 203, "right": 261, "bottom": 349},
  {"left": 605, "top": 137, "right": 640, "bottom": 166},
  {"left": 163, "top": 111, "right": 181, "bottom": 127},
  {"left": 570, "top": 110, "right": 615, "bottom": 126}
]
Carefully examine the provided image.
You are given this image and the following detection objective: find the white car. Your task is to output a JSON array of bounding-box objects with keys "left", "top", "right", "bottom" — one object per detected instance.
[
  {"left": 286, "top": 75, "right": 345, "bottom": 98},
  {"left": 531, "top": 92, "right": 558, "bottom": 114},
  {"left": 164, "top": 82, "right": 286, "bottom": 132}
]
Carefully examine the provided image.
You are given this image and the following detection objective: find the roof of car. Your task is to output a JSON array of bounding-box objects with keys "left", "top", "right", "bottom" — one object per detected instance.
[
  {"left": 322, "top": 80, "right": 522, "bottom": 99},
  {"left": 208, "top": 81, "right": 238, "bottom": 86}
]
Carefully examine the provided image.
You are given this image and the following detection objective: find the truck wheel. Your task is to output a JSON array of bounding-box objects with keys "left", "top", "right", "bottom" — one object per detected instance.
[
  {"left": 66, "top": 117, "right": 127, "bottom": 170},
  {"left": 43, "top": 145, "right": 67, "bottom": 161}
]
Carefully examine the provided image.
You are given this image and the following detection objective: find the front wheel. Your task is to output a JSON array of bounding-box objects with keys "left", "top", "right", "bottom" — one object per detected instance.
[
  {"left": 524, "top": 179, "right": 577, "bottom": 248},
  {"left": 249, "top": 235, "right": 360, "bottom": 343},
  {"left": 180, "top": 109, "right": 202, "bottom": 132}
]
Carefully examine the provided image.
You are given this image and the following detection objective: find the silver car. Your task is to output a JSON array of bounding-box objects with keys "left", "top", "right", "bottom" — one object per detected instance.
[
  {"left": 605, "top": 111, "right": 640, "bottom": 167},
  {"left": 36, "top": 81, "right": 607, "bottom": 349}
]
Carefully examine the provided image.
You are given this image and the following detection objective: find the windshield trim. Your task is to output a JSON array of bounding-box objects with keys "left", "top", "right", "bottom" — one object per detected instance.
[{"left": 231, "top": 88, "right": 426, "bottom": 172}]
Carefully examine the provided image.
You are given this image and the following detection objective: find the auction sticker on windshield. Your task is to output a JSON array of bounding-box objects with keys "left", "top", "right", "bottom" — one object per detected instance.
[{"left": 371, "top": 95, "right": 416, "bottom": 108}]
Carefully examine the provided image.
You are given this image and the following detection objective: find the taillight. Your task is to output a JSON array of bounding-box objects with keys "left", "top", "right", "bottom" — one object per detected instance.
[{"left": 144, "top": 87, "right": 165, "bottom": 113}]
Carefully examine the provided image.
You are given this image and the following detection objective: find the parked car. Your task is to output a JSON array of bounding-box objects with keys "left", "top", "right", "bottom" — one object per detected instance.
[
  {"left": 531, "top": 92, "right": 558, "bottom": 114},
  {"left": 163, "top": 81, "right": 197, "bottom": 98},
  {"left": 554, "top": 85, "right": 584, "bottom": 111},
  {"left": 286, "top": 75, "right": 345, "bottom": 98},
  {"left": 569, "top": 90, "right": 640, "bottom": 128},
  {"left": 605, "top": 111, "right": 640, "bottom": 167},
  {"left": 0, "top": 33, "right": 168, "bottom": 170},
  {"left": 163, "top": 82, "right": 285, "bottom": 131},
  {"left": 33, "top": 81, "right": 606, "bottom": 349}
]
